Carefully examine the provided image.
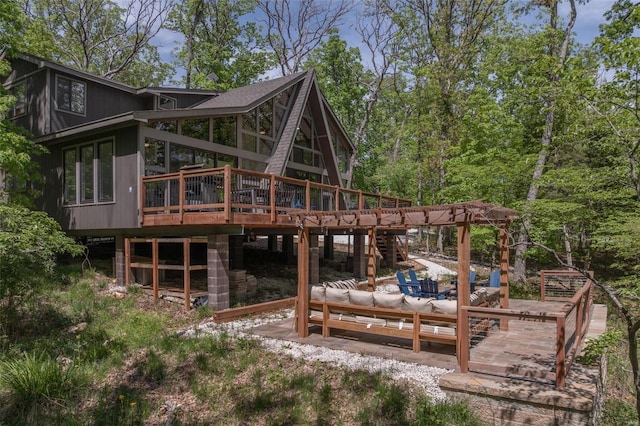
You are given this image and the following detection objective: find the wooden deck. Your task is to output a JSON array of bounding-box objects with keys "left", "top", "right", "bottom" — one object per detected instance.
[{"left": 139, "top": 165, "right": 515, "bottom": 229}]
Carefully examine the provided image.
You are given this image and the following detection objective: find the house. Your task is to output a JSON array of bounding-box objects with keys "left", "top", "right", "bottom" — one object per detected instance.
[{"left": 2, "top": 52, "right": 410, "bottom": 309}]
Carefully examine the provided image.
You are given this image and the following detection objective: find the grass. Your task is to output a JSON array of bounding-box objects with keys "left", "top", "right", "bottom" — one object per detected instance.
[{"left": 0, "top": 264, "right": 483, "bottom": 425}]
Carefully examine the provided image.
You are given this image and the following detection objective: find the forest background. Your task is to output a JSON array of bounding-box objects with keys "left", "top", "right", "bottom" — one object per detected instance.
[{"left": 2, "top": 0, "right": 640, "bottom": 420}]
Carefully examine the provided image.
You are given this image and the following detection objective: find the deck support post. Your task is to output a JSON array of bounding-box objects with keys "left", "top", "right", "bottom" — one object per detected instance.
[
  {"left": 456, "top": 218, "right": 471, "bottom": 369},
  {"left": 323, "top": 235, "right": 334, "bottom": 260},
  {"left": 499, "top": 225, "right": 510, "bottom": 331},
  {"left": 282, "top": 234, "right": 295, "bottom": 265},
  {"left": 309, "top": 234, "right": 319, "bottom": 285},
  {"left": 297, "top": 226, "right": 310, "bottom": 337},
  {"left": 367, "top": 228, "right": 377, "bottom": 291},
  {"left": 152, "top": 238, "right": 159, "bottom": 301},
  {"left": 183, "top": 238, "right": 191, "bottom": 311},
  {"left": 353, "top": 233, "right": 366, "bottom": 279},
  {"left": 268, "top": 235, "right": 278, "bottom": 252},
  {"left": 115, "top": 236, "right": 125, "bottom": 287},
  {"left": 384, "top": 233, "right": 397, "bottom": 269},
  {"left": 229, "top": 235, "right": 244, "bottom": 270},
  {"left": 207, "top": 235, "right": 230, "bottom": 311}
]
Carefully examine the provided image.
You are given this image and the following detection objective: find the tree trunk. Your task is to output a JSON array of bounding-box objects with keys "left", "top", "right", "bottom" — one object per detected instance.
[
  {"left": 513, "top": 0, "right": 576, "bottom": 282},
  {"left": 563, "top": 224, "right": 573, "bottom": 267}
]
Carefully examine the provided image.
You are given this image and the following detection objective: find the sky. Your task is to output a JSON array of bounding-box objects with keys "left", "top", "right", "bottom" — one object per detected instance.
[{"left": 150, "top": 0, "right": 617, "bottom": 83}]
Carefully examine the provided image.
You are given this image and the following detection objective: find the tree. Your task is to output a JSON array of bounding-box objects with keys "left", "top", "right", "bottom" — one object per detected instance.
[
  {"left": 21, "top": 0, "right": 173, "bottom": 86},
  {"left": 166, "top": 0, "right": 271, "bottom": 90},
  {"left": 256, "top": 0, "right": 351, "bottom": 75},
  {"left": 1, "top": 4, "right": 82, "bottom": 341},
  {"left": 512, "top": 0, "right": 578, "bottom": 282}
]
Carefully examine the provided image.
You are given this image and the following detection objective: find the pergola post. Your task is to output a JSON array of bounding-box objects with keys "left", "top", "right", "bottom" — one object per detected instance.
[
  {"left": 456, "top": 218, "right": 471, "bottom": 368},
  {"left": 367, "top": 228, "right": 377, "bottom": 291},
  {"left": 499, "top": 225, "right": 510, "bottom": 309},
  {"left": 297, "top": 226, "right": 310, "bottom": 337}
]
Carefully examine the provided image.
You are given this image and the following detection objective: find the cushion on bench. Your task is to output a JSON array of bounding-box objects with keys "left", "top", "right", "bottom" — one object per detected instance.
[
  {"left": 430, "top": 299, "right": 458, "bottom": 315},
  {"left": 310, "top": 285, "right": 326, "bottom": 301},
  {"left": 402, "top": 296, "right": 435, "bottom": 313},
  {"left": 325, "top": 287, "right": 350, "bottom": 303},
  {"left": 349, "top": 289, "right": 375, "bottom": 307},
  {"left": 373, "top": 292, "right": 404, "bottom": 309}
]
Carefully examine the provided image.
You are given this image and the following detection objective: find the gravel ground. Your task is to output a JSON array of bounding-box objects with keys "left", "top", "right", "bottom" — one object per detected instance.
[{"left": 179, "top": 310, "right": 452, "bottom": 403}]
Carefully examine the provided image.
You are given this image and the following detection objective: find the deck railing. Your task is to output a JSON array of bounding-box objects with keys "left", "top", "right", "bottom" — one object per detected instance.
[
  {"left": 459, "top": 271, "right": 594, "bottom": 387},
  {"left": 140, "top": 165, "right": 413, "bottom": 225}
]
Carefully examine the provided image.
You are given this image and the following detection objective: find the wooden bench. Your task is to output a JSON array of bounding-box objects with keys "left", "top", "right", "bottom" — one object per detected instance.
[{"left": 308, "top": 300, "right": 458, "bottom": 352}]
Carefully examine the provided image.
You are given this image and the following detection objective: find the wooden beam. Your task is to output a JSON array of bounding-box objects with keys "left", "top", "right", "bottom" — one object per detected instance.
[
  {"left": 213, "top": 297, "right": 296, "bottom": 323},
  {"left": 183, "top": 238, "right": 191, "bottom": 311},
  {"left": 297, "top": 226, "right": 310, "bottom": 337},
  {"left": 124, "top": 237, "right": 131, "bottom": 286},
  {"left": 456, "top": 218, "right": 471, "bottom": 368},
  {"left": 367, "top": 228, "right": 377, "bottom": 291},
  {"left": 152, "top": 238, "right": 159, "bottom": 301},
  {"left": 499, "top": 226, "right": 510, "bottom": 309}
]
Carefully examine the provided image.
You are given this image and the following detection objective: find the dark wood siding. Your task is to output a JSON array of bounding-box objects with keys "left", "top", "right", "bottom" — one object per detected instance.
[
  {"left": 38, "top": 125, "right": 141, "bottom": 234},
  {"left": 48, "top": 71, "right": 145, "bottom": 133}
]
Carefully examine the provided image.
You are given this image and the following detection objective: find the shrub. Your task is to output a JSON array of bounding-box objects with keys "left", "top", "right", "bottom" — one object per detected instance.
[{"left": 0, "top": 352, "right": 86, "bottom": 423}]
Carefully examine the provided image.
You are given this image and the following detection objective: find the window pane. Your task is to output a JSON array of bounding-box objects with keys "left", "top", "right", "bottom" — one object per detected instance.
[
  {"left": 158, "top": 95, "right": 176, "bottom": 110},
  {"left": 243, "top": 159, "right": 266, "bottom": 171},
  {"left": 98, "top": 141, "right": 113, "bottom": 202},
  {"left": 71, "top": 81, "right": 85, "bottom": 114},
  {"left": 216, "top": 154, "right": 237, "bottom": 167},
  {"left": 194, "top": 149, "right": 215, "bottom": 168},
  {"left": 212, "top": 117, "right": 236, "bottom": 147},
  {"left": 259, "top": 99, "right": 273, "bottom": 137},
  {"left": 145, "top": 139, "right": 166, "bottom": 168},
  {"left": 12, "top": 82, "right": 26, "bottom": 117},
  {"left": 170, "top": 144, "right": 194, "bottom": 172},
  {"left": 63, "top": 148, "right": 76, "bottom": 204},
  {"left": 242, "top": 133, "right": 257, "bottom": 152},
  {"left": 258, "top": 138, "right": 274, "bottom": 155},
  {"left": 182, "top": 119, "right": 209, "bottom": 141},
  {"left": 56, "top": 77, "right": 71, "bottom": 111},
  {"left": 148, "top": 121, "right": 177, "bottom": 133},
  {"left": 243, "top": 109, "right": 256, "bottom": 132},
  {"left": 80, "top": 145, "right": 94, "bottom": 203}
]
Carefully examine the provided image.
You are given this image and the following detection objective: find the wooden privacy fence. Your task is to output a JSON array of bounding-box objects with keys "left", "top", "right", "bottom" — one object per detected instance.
[{"left": 459, "top": 272, "right": 594, "bottom": 387}]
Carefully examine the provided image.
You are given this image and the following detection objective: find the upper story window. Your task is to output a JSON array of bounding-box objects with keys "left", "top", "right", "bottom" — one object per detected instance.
[
  {"left": 156, "top": 95, "right": 176, "bottom": 110},
  {"left": 56, "top": 76, "right": 86, "bottom": 115},
  {"left": 8, "top": 82, "right": 26, "bottom": 118}
]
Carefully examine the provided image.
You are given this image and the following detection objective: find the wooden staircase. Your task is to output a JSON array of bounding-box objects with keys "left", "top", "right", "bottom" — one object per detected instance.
[{"left": 376, "top": 234, "right": 408, "bottom": 264}]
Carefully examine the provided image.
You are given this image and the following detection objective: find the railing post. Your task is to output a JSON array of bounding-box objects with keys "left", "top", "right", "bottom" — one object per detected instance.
[
  {"left": 358, "top": 190, "right": 364, "bottom": 210},
  {"left": 179, "top": 171, "right": 185, "bottom": 224},
  {"left": 139, "top": 176, "right": 145, "bottom": 226},
  {"left": 556, "top": 316, "right": 566, "bottom": 387},
  {"left": 270, "top": 174, "right": 276, "bottom": 223},
  {"left": 305, "top": 180, "right": 311, "bottom": 212},
  {"left": 334, "top": 187, "right": 340, "bottom": 211},
  {"left": 224, "top": 165, "right": 231, "bottom": 223},
  {"left": 540, "top": 271, "right": 546, "bottom": 302}
]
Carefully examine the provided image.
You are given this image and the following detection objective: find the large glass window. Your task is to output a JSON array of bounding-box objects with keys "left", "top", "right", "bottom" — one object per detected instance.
[
  {"left": 212, "top": 117, "right": 236, "bottom": 147},
  {"left": 80, "top": 145, "right": 94, "bottom": 203},
  {"left": 63, "top": 139, "right": 114, "bottom": 205},
  {"left": 182, "top": 118, "right": 209, "bottom": 141},
  {"left": 63, "top": 149, "right": 77, "bottom": 204},
  {"left": 258, "top": 99, "right": 273, "bottom": 137},
  {"left": 56, "top": 76, "right": 85, "bottom": 115},
  {"left": 98, "top": 141, "right": 113, "bottom": 201}
]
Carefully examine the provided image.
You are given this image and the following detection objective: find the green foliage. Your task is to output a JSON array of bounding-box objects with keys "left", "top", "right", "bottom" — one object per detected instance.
[
  {"left": 21, "top": 0, "right": 173, "bottom": 86},
  {"left": 0, "top": 205, "right": 82, "bottom": 339},
  {"left": 166, "top": 0, "right": 270, "bottom": 89},
  {"left": 577, "top": 329, "right": 624, "bottom": 365},
  {"left": 0, "top": 352, "right": 87, "bottom": 424}
]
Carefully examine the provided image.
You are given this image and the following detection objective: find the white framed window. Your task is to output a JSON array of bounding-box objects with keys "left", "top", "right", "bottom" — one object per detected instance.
[
  {"left": 55, "top": 75, "right": 86, "bottom": 115},
  {"left": 63, "top": 138, "right": 114, "bottom": 205},
  {"left": 156, "top": 95, "right": 177, "bottom": 110}
]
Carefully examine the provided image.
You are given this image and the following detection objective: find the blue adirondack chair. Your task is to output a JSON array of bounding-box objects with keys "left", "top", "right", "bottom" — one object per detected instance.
[
  {"left": 450, "top": 270, "right": 476, "bottom": 297},
  {"left": 407, "top": 269, "right": 449, "bottom": 299},
  {"left": 478, "top": 270, "right": 500, "bottom": 287},
  {"left": 396, "top": 271, "right": 423, "bottom": 297}
]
